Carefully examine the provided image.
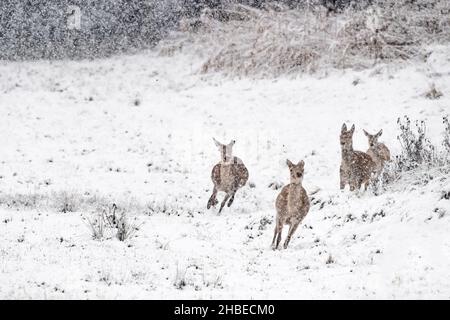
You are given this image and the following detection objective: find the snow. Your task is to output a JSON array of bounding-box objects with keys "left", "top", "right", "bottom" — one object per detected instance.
[{"left": 0, "top": 44, "right": 449, "bottom": 299}]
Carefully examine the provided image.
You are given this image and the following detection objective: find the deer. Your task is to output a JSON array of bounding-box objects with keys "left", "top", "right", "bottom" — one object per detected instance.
[
  {"left": 340, "top": 123, "right": 376, "bottom": 191},
  {"left": 271, "top": 159, "right": 310, "bottom": 250},
  {"left": 207, "top": 138, "right": 249, "bottom": 214},
  {"left": 363, "top": 129, "right": 391, "bottom": 177}
]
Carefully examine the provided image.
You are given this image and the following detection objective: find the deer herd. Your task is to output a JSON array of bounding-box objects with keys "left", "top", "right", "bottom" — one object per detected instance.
[{"left": 207, "top": 123, "right": 391, "bottom": 250}]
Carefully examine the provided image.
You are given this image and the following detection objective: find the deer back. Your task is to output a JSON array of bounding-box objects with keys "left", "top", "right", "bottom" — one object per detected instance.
[
  {"left": 376, "top": 143, "right": 391, "bottom": 162},
  {"left": 211, "top": 157, "right": 248, "bottom": 191},
  {"left": 276, "top": 184, "right": 310, "bottom": 221},
  {"left": 367, "top": 143, "right": 390, "bottom": 166},
  {"left": 348, "top": 150, "right": 376, "bottom": 178}
]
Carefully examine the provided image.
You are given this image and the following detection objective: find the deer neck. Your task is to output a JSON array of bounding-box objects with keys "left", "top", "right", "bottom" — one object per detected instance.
[
  {"left": 341, "top": 143, "right": 354, "bottom": 161},
  {"left": 290, "top": 178, "right": 303, "bottom": 187},
  {"left": 372, "top": 142, "right": 381, "bottom": 149},
  {"left": 221, "top": 156, "right": 237, "bottom": 164},
  {"left": 220, "top": 145, "right": 234, "bottom": 163}
]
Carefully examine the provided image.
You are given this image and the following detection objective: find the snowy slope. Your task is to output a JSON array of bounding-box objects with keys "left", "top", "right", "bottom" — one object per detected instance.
[{"left": 0, "top": 45, "right": 449, "bottom": 299}]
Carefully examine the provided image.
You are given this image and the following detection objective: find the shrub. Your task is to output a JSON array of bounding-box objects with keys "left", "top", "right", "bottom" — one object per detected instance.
[
  {"left": 443, "top": 116, "right": 450, "bottom": 155},
  {"left": 395, "top": 116, "right": 438, "bottom": 171},
  {"left": 372, "top": 115, "right": 449, "bottom": 194},
  {"left": 115, "top": 212, "right": 140, "bottom": 241},
  {"left": 83, "top": 203, "right": 141, "bottom": 241}
]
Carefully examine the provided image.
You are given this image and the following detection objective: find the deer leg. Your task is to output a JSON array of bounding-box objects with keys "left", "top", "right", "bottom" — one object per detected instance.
[
  {"left": 373, "top": 168, "right": 380, "bottom": 182},
  {"left": 207, "top": 187, "right": 218, "bottom": 209},
  {"left": 357, "top": 176, "right": 365, "bottom": 192},
  {"left": 271, "top": 218, "right": 283, "bottom": 250},
  {"left": 272, "top": 218, "right": 281, "bottom": 250},
  {"left": 228, "top": 180, "right": 240, "bottom": 208},
  {"left": 227, "top": 190, "right": 237, "bottom": 207},
  {"left": 349, "top": 176, "right": 357, "bottom": 192},
  {"left": 275, "top": 228, "right": 283, "bottom": 249},
  {"left": 271, "top": 230, "right": 277, "bottom": 249},
  {"left": 363, "top": 179, "right": 370, "bottom": 191},
  {"left": 218, "top": 193, "right": 231, "bottom": 214},
  {"left": 283, "top": 221, "right": 301, "bottom": 249},
  {"left": 357, "top": 183, "right": 363, "bottom": 192},
  {"left": 339, "top": 166, "right": 346, "bottom": 190}
]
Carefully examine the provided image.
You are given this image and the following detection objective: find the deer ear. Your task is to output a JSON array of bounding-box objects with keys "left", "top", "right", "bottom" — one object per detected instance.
[
  {"left": 286, "top": 159, "right": 294, "bottom": 168},
  {"left": 363, "top": 129, "right": 370, "bottom": 137},
  {"left": 341, "top": 123, "right": 347, "bottom": 133},
  {"left": 298, "top": 160, "right": 305, "bottom": 167},
  {"left": 229, "top": 139, "right": 236, "bottom": 146},
  {"left": 377, "top": 129, "right": 383, "bottom": 137},
  {"left": 350, "top": 124, "right": 355, "bottom": 134},
  {"left": 213, "top": 137, "right": 221, "bottom": 147}
]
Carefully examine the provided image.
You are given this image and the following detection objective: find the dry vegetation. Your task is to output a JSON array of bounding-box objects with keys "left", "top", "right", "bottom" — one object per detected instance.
[
  {"left": 159, "top": 0, "right": 450, "bottom": 77},
  {"left": 373, "top": 115, "right": 450, "bottom": 194}
]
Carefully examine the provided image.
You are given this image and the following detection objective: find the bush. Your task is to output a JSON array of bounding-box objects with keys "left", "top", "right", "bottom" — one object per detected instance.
[
  {"left": 372, "top": 115, "right": 449, "bottom": 194},
  {"left": 395, "top": 116, "right": 438, "bottom": 172}
]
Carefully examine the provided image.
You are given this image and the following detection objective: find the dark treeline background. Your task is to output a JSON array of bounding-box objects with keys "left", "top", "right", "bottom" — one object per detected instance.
[{"left": 0, "top": 0, "right": 362, "bottom": 61}]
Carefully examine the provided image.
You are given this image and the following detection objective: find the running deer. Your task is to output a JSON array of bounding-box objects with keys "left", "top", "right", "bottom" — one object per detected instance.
[
  {"left": 363, "top": 129, "right": 391, "bottom": 176},
  {"left": 207, "top": 138, "right": 249, "bottom": 214},
  {"left": 340, "top": 124, "right": 376, "bottom": 191},
  {"left": 271, "top": 159, "right": 310, "bottom": 250}
]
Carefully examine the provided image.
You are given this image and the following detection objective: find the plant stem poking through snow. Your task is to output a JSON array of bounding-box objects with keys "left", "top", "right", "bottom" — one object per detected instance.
[{"left": 83, "top": 203, "right": 141, "bottom": 241}]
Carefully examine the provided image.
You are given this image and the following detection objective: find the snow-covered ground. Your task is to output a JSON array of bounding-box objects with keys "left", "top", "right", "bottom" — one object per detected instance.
[{"left": 0, "top": 45, "right": 449, "bottom": 299}]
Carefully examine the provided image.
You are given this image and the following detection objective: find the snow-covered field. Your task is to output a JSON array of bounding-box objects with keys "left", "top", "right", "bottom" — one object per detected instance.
[{"left": 0, "top": 45, "right": 449, "bottom": 299}]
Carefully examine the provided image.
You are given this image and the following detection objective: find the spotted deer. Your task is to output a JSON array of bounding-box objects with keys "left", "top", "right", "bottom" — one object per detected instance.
[
  {"left": 363, "top": 129, "right": 391, "bottom": 176},
  {"left": 340, "top": 124, "right": 376, "bottom": 191},
  {"left": 271, "top": 159, "right": 310, "bottom": 250},
  {"left": 207, "top": 138, "right": 249, "bottom": 214}
]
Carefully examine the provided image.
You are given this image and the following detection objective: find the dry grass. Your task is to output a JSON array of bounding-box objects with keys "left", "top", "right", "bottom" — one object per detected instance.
[
  {"left": 83, "top": 203, "right": 142, "bottom": 241},
  {"left": 0, "top": 190, "right": 157, "bottom": 215},
  {"left": 158, "top": 0, "right": 450, "bottom": 78}
]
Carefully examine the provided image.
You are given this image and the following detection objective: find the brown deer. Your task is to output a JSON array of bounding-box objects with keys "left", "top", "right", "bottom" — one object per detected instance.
[
  {"left": 271, "top": 159, "right": 310, "bottom": 250},
  {"left": 207, "top": 138, "right": 249, "bottom": 214},
  {"left": 340, "top": 124, "right": 376, "bottom": 191},
  {"left": 363, "top": 129, "right": 391, "bottom": 177}
]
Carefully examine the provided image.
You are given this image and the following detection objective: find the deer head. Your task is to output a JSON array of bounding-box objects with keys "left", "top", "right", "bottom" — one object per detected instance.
[
  {"left": 286, "top": 159, "right": 305, "bottom": 185},
  {"left": 340, "top": 123, "right": 355, "bottom": 152},
  {"left": 213, "top": 138, "right": 236, "bottom": 163},
  {"left": 363, "top": 129, "right": 383, "bottom": 147}
]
